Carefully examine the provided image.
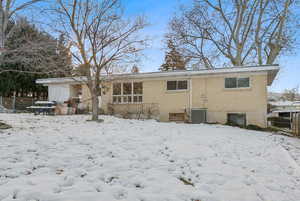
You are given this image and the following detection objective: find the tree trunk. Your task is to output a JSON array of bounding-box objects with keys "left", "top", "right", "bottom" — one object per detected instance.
[
  {"left": 0, "top": 32, "right": 4, "bottom": 57},
  {"left": 91, "top": 93, "right": 99, "bottom": 121},
  {"left": 12, "top": 91, "right": 16, "bottom": 112}
]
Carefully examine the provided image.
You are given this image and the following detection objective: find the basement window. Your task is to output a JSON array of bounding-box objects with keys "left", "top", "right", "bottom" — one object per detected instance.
[
  {"left": 169, "top": 113, "right": 185, "bottom": 122},
  {"left": 112, "top": 82, "right": 143, "bottom": 104},
  {"left": 225, "top": 77, "right": 250, "bottom": 88},
  {"left": 227, "top": 113, "right": 246, "bottom": 127},
  {"left": 167, "top": 80, "right": 188, "bottom": 90}
]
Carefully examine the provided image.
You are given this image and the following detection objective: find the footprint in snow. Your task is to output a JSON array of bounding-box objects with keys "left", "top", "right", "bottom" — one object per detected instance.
[
  {"left": 113, "top": 188, "right": 128, "bottom": 200},
  {"left": 60, "top": 176, "right": 74, "bottom": 187},
  {"left": 53, "top": 186, "right": 62, "bottom": 194}
]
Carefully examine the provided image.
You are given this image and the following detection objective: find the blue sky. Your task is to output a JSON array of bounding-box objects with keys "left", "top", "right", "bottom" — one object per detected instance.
[
  {"left": 121, "top": 0, "right": 300, "bottom": 93},
  {"left": 20, "top": 0, "right": 300, "bottom": 93},
  {"left": 122, "top": 0, "right": 189, "bottom": 72}
]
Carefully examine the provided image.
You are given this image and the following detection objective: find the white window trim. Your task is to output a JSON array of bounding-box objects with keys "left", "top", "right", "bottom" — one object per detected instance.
[
  {"left": 166, "top": 80, "right": 189, "bottom": 91},
  {"left": 224, "top": 76, "right": 251, "bottom": 90},
  {"left": 112, "top": 81, "right": 143, "bottom": 104}
]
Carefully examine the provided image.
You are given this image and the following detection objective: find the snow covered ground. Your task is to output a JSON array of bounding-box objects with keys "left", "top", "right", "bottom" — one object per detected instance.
[{"left": 0, "top": 114, "right": 300, "bottom": 201}]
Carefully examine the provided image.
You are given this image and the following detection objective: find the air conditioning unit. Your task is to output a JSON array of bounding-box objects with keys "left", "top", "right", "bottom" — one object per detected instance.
[{"left": 191, "top": 108, "right": 207, "bottom": 124}]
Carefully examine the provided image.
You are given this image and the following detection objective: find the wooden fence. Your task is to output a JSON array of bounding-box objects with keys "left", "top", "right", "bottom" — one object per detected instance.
[{"left": 292, "top": 113, "right": 300, "bottom": 137}]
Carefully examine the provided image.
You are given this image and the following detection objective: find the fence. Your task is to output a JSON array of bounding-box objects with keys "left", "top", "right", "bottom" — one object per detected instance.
[
  {"left": 292, "top": 113, "right": 300, "bottom": 137},
  {"left": 268, "top": 116, "right": 291, "bottom": 129},
  {"left": 0, "top": 96, "right": 47, "bottom": 111}
]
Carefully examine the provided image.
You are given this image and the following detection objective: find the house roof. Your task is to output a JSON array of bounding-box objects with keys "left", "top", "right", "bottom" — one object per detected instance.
[
  {"left": 269, "top": 101, "right": 300, "bottom": 107},
  {"left": 272, "top": 109, "right": 300, "bottom": 113},
  {"left": 36, "top": 65, "right": 279, "bottom": 86}
]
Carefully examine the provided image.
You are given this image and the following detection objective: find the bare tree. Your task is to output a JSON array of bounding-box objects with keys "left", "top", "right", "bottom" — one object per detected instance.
[
  {"left": 0, "top": 0, "right": 44, "bottom": 56},
  {"left": 281, "top": 86, "right": 299, "bottom": 101},
  {"left": 168, "top": 0, "right": 299, "bottom": 68},
  {"left": 53, "top": 0, "right": 147, "bottom": 121}
]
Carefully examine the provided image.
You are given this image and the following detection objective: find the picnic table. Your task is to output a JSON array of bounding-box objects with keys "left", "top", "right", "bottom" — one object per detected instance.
[{"left": 27, "top": 101, "right": 56, "bottom": 115}]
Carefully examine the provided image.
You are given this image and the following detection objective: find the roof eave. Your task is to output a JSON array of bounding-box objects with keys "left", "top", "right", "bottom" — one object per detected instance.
[
  {"left": 267, "top": 68, "right": 280, "bottom": 86},
  {"left": 36, "top": 65, "right": 280, "bottom": 85}
]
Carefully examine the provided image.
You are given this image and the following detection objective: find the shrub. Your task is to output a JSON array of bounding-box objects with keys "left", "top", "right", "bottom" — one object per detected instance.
[
  {"left": 246, "top": 124, "right": 264, "bottom": 131},
  {"left": 0, "top": 121, "right": 12, "bottom": 129}
]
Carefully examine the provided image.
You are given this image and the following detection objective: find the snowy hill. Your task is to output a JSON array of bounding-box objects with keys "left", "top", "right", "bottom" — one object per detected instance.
[{"left": 0, "top": 114, "right": 300, "bottom": 201}]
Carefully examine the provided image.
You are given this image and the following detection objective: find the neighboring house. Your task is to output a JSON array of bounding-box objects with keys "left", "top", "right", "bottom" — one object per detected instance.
[
  {"left": 268, "top": 92, "right": 300, "bottom": 102},
  {"left": 36, "top": 65, "right": 279, "bottom": 127},
  {"left": 269, "top": 101, "right": 300, "bottom": 111},
  {"left": 269, "top": 101, "right": 300, "bottom": 118}
]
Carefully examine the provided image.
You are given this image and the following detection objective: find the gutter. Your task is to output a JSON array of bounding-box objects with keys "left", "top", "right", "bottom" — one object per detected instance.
[{"left": 36, "top": 65, "right": 280, "bottom": 85}]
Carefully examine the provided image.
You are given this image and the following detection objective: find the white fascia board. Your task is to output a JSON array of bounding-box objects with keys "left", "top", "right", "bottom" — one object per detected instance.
[
  {"left": 36, "top": 65, "right": 280, "bottom": 85},
  {"left": 109, "top": 65, "right": 279, "bottom": 80},
  {"left": 36, "top": 77, "right": 87, "bottom": 84}
]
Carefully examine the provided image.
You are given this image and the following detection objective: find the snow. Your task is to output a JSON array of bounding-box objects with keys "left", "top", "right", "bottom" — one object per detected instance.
[
  {"left": 269, "top": 101, "right": 300, "bottom": 107},
  {"left": 0, "top": 114, "right": 300, "bottom": 201}
]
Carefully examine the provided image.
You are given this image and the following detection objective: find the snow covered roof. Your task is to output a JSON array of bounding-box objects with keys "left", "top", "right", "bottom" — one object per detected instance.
[
  {"left": 269, "top": 101, "right": 300, "bottom": 107},
  {"left": 36, "top": 65, "right": 279, "bottom": 86}
]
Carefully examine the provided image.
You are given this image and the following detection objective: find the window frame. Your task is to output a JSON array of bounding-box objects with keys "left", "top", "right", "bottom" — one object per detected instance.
[
  {"left": 224, "top": 77, "right": 250, "bottom": 89},
  {"left": 166, "top": 80, "right": 189, "bottom": 91},
  {"left": 112, "top": 81, "right": 143, "bottom": 104}
]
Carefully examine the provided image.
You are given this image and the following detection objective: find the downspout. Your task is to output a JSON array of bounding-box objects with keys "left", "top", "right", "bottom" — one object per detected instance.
[
  {"left": 204, "top": 78, "right": 208, "bottom": 109},
  {"left": 189, "top": 78, "right": 193, "bottom": 122}
]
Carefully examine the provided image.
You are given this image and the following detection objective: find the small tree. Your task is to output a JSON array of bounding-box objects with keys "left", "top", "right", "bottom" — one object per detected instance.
[
  {"left": 53, "top": 0, "right": 147, "bottom": 121},
  {"left": 131, "top": 64, "right": 139, "bottom": 73},
  {"left": 55, "top": 34, "right": 73, "bottom": 77},
  {"left": 160, "top": 39, "right": 188, "bottom": 71}
]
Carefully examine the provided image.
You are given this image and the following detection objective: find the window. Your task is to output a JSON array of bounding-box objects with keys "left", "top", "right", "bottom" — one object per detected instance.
[
  {"left": 122, "top": 82, "right": 132, "bottom": 103},
  {"left": 225, "top": 78, "right": 237, "bottom": 88},
  {"left": 225, "top": 77, "right": 250, "bottom": 88},
  {"left": 178, "top": 81, "right": 188, "bottom": 90},
  {"left": 237, "top": 77, "right": 250, "bottom": 88},
  {"left": 167, "top": 81, "right": 177, "bottom": 90},
  {"left": 123, "top": 83, "right": 132, "bottom": 95},
  {"left": 113, "top": 83, "right": 121, "bottom": 95},
  {"left": 169, "top": 113, "right": 185, "bottom": 122},
  {"left": 133, "top": 82, "right": 143, "bottom": 103},
  {"left": 112, "top": 82, "right": 143, "bottom": 104},
  {"left": 167, "top": 80, "right": 188, "bottom": 90},
  {"left": 112, "top": 83, "right": 121, "bottom": 103},
  {"left": 227, "top": 113, "right": 246, "bottom": 127}
]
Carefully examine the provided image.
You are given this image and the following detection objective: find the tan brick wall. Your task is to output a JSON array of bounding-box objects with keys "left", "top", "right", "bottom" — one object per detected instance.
[
  {"left": 81, "top": 72, "right": 268, "bottom": 127},
  {"left": 191, "top": 74, "right": 268, "bottom": 127}
]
